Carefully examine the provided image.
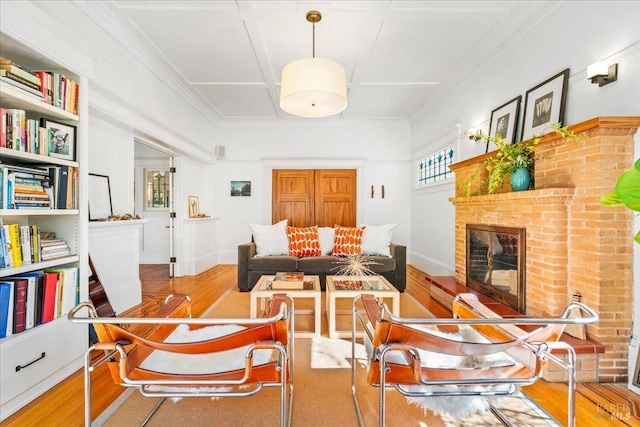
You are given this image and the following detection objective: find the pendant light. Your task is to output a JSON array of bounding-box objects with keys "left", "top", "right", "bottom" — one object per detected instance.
[{"left": 280, "top": 10, "right": 347, "bottom": 117}]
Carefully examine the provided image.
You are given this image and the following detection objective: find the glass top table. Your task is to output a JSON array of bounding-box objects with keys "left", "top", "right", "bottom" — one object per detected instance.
[
  {"left": 250, "top": 274, "right": 321, "bottom": 338},
  {"left": 325, "top": 275, "right": 400, "bottom": 338}
]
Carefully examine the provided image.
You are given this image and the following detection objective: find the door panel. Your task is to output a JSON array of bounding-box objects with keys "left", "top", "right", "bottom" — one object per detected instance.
[
  {"left": 272, "top": 170, "right": 314, "bottom": 227},
  {"left": 315, "top": 169, "right": 356, "bottom": 227},
  {"left": 272, "top": 169, "right": 356, "bottom": 227}
]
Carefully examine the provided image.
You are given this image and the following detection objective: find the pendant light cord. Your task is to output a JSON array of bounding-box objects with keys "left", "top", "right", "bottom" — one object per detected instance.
[{"left": 312, "top": 21, "right": 316, "bottom": 58}]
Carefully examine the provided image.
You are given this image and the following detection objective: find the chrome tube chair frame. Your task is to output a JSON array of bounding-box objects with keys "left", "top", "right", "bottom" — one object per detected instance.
[
  {"left": 351, "top": 293, "right": 598, "bottom": 427},
  {"left": 68, "top": 293, "right": 294, "bottom": 427}
]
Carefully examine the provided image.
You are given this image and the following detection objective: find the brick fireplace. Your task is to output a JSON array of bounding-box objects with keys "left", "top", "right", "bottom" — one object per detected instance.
[{"left": 449, "top": 117, "right": 639, "bottom": 383}]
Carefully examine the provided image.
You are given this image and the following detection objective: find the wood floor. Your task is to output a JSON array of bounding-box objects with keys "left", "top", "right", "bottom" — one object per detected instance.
[{"left": 3, "top": 264, "right": 639, "bottom": 426}]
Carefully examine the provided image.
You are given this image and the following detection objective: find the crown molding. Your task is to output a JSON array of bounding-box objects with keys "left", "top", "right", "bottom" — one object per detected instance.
[{"left": 74, "top": 1, "right": 222, "bottom": 128}]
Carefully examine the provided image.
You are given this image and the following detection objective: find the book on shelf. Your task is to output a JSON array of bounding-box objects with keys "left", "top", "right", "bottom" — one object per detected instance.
[
  {"left": 10, "top": 278, "right": 28, "bottom": 334},
  {"left": 1, "top": 106, "right": 6, "bottom": 148},
  {"left": 45, "top": 266, "right": 78, "bottom": 317},
  {"left": 7, "top": 223, "right": 22, "bottom": 267},
  {"left": 0, "top": 281, "right": 14, "bottom": 338},
  {"left": 0, "top": 75, "right": 44, "bottom": 101},
  {"left": 5, "top": 272, "right": 42, "bottom": 330},
  {"left": 0, "top": 225, "right": 13, "bottom": 268},
  {"left": 270, "top": 272, "right": 306, "bottom": 290},
  {"left": 0, "top": 58, "right": 41, "bottom": 86},
  {"left": 41, "top": 271, "right": 59, "bottom": 324},
  {"left": 0, "top": 281, "right": 12, "bottom": 338}
]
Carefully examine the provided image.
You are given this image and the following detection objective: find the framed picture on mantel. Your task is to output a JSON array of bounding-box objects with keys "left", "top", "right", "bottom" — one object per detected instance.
[
  {"left": 487, "top": 95, "right": 521, "bottom": 152},
  {"left": 521, "top": 68, "right": 569, "bottom": 141}
]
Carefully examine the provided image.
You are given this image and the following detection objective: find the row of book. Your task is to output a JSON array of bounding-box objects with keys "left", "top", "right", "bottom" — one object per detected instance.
[
  {"left": 0, "top": 107, "right": 75, "bottom": 160},
  {"left": 0, "top": 58, "right": 79, "bottom": 115},
  {"left": 0, "top": 163, "right": 79, "bottom": 210},
  {"left": 0, "top": 224, "right": 71, "bottom": 269},
  {"left": 0, "top": 267, "right": 79, "bottom": 339}
]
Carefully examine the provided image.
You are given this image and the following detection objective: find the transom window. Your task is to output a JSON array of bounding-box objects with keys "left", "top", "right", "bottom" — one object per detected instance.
[{"left": 417, "top": 145, "right": 455, "bottom": 186}]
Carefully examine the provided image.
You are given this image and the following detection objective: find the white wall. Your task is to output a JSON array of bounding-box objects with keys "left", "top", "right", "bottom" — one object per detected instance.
[
  {"left": 410, "top": 1, "right": 640, "bottom": 274},
  {"left": 215, "top": 121, "right": 412, "bottom": 263}
]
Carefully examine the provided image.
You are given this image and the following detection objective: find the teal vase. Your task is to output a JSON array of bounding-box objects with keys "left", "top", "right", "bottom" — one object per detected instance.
[{"left": 510, "top": 167, "right": 531, "bottom": 191}]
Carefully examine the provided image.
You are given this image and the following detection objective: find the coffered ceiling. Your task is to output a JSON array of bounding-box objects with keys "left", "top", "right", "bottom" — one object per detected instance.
[{"left": 103, "top": 1, "right": 553, "bottom": 123}]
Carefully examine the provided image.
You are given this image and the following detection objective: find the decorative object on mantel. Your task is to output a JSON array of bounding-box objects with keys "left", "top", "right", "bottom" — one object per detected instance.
[
  {"left": 462, "top": 122, "right": 579, "bottom": 196},
  {"left": 106, "top": 213, "right": 142, "bottom": 221},
  {"left": 600, "top": 158, "right": 640, "bottom": 243},
  {"left": 521, "top": 68, "right": 569, "bottom": 141}
]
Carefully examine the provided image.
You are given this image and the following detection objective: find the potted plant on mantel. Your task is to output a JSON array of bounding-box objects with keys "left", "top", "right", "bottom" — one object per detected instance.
[{"left": 463, "top": 123, "right": 578, "bottom": 195}]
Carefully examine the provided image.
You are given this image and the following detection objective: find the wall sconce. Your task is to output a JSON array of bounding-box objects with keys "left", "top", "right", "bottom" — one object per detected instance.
[
  {"left": 381, "top": 185, "right": 385, "bottom": 199},
  {"left": 587, "top": 61, "right": 618, "bottom": 87},
  {"left": 371, "top": 185, "right": 374, "bottom": 198}
]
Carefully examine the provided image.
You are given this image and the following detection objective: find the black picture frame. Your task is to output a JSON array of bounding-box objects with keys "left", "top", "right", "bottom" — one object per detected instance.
[
  {"left": 230, "top": 181, "right": 251, "bottom": 197},
  {"left": 487, "top": 95, "right": 522, "bottom": 152},
  {"left": 88, "top": 173, "right": 113, "bottom": 221},
  {"left": 40, "top": 118, "right": 76, "bottom": 161},
  {"left": 521, "top": 68, "right": 570, "bottom": 141}
]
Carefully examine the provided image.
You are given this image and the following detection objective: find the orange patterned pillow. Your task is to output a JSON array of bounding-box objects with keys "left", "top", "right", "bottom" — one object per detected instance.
[
  {"left": 286, "top": 226, "right": 322, "bottom": 257},
  {"left": 332, "top": 226, "right": 366, "bottom": 256}
]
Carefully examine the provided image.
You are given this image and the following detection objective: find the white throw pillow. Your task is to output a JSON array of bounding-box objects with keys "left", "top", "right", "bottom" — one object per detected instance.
[
  {"left": 317, "top": 227, "right": 335, "bottom": 255},
  {"left": 249, "top": 219, "right": 289, "bottom": 257},
  {"left": 360, "top": 223, "right": 396, "bottom": 257}
]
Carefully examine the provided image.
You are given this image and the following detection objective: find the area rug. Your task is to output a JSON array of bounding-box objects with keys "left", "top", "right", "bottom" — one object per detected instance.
[
  {"left": 100, "top": 287, "right": 561, "bottom": 427},
  {"left": 311, "top": 336, "right": 366, "bottom": 369}
]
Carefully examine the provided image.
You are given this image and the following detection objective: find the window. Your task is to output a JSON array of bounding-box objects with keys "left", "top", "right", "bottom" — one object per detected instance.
[
  {"left": 417, "top": 145, "right": 455, "bottom": 186},
  {"left": 145, "top": 169, "right": 170, "bottom": 209}
]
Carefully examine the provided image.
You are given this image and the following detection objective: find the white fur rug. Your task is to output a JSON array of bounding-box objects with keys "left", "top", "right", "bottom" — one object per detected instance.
[
  {"left": 364, "top": 325, "right": 515, "bottom": 418},
  {"left": 310, "top": 336, "right": 366, "bottom": 369},
  {"left": 140, "top": 323, "right": 275, "bottom": 398}
]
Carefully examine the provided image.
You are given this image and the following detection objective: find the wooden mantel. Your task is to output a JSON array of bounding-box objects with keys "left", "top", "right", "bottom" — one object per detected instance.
[{"left": 448, "top": 116, "right": 639, "bottom": 383}]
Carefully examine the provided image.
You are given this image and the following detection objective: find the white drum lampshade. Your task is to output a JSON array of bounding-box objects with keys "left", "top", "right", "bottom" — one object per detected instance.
[{"left": 280, "top": 57, "right": 347, "bottom": 117}]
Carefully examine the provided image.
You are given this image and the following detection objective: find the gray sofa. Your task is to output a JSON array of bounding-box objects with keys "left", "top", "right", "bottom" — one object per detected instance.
[{"left": 237, "top": 242, "right": 406, "bottom": 292}]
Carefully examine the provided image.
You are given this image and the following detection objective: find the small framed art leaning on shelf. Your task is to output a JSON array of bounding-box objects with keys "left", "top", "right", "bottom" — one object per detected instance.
[
  {"left": 41, "top": 119, "right": 76, "bottom": 161},
  {"left": 188, "top": 195, "right": 200, "bottom": 218}
]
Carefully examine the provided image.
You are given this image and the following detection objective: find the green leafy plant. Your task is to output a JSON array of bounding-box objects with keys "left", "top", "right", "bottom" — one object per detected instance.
[
  {"left": 463, "top": 123, "right": 579, "bottom": 195},
  {"left": 600, "top": 158, "right": 640, "bottom": 243}
]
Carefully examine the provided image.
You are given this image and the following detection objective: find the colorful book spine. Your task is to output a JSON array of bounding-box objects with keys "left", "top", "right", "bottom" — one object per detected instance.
[
  {"left": 8, "top": 223, "right": 22, "bottom": 267},
  {"left": 0, "top": 282, "right": 12, "bottom": 338},
  {"left": 12, "top": 278, "right": 28, "bottom": 334}
]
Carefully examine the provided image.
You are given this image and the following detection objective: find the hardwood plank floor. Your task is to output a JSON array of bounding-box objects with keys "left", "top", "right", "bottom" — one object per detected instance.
[{"left": 3, "top": 264, "right": 638, "bottom": 426}]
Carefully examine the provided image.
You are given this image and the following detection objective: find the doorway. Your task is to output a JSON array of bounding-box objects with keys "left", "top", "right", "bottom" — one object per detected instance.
[
  {"left": 134, "top": 141, "right": 175, "bottom": 276},
  {"left": 272, "top": 169, "right": 356, "bottom": 227}
]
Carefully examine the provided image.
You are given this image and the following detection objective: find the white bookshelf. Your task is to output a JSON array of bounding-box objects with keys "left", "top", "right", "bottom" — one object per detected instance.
[{"left": 0, "top": 32, "right": 89, "bottom": 421}]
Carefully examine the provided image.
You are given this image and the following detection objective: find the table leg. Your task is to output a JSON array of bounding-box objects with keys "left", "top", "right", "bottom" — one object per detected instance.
[{"left": 249, "top": 295, "right": 257, "bottom": 318}]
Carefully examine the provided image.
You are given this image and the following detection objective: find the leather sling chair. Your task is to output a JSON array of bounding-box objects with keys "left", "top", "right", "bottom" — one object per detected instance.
[
  {"left": 68, "top": 293, "right": 294, "bottom": 427},
  {"left": 351, "top": 292, "right": 598, "bottom": 427}
]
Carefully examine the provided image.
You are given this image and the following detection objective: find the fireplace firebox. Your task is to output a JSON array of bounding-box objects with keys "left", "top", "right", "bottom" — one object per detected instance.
[{"left": 466, "top": 224, "right": 526, "bottom": 314}]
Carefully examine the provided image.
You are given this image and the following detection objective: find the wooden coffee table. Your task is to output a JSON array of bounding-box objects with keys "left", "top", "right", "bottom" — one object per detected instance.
[
  {"left": 250, "top": 274, "right": 321, "bottom": 338},
  {"left": 325, "top": 275, "right": 400, "bottom": 338}
]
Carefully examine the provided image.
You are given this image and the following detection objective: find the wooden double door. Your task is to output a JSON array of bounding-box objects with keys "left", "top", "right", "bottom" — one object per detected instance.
[{"left": 272, "top": 169, "right": 356, "bottom": 227}]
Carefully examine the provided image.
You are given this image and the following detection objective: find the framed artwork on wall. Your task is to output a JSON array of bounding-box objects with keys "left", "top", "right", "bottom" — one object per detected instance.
[
  {"left": 41, "top": 119, "right": 76, "bottom": 161},
  {"left": 188, "top": 195, "right": 200, "bottom": 218},
  {"left": 230, "top": 181, "right": 251, "bottom": 197},
  {"left": 521, "top": 68, "right": 569, "bottom": 141},
  {"left": 487, "top": 95, "right": 522, "bottom": 152},
  {"left": 88, "top": 173, "right": 113, "bottom": 221}
]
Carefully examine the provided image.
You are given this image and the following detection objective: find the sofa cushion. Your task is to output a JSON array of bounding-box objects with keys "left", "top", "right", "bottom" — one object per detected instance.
[
  {"left": 286, "top": 226, "right": 322, "bottom": 257},
  {"left": 249, "top": 219, "right": 289, "bottom": 257},
  {"left": 248, "top": 255, "right": 298, "bottom": 272},
  {"left": 361, "top": 223, "right": 397, "bottom": 257},
  {"left": 318, "top": 227, "right": 335, "bottom": 255},
  {"left": 332, "top": 226, "right": 365, "bottom": 256}
]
